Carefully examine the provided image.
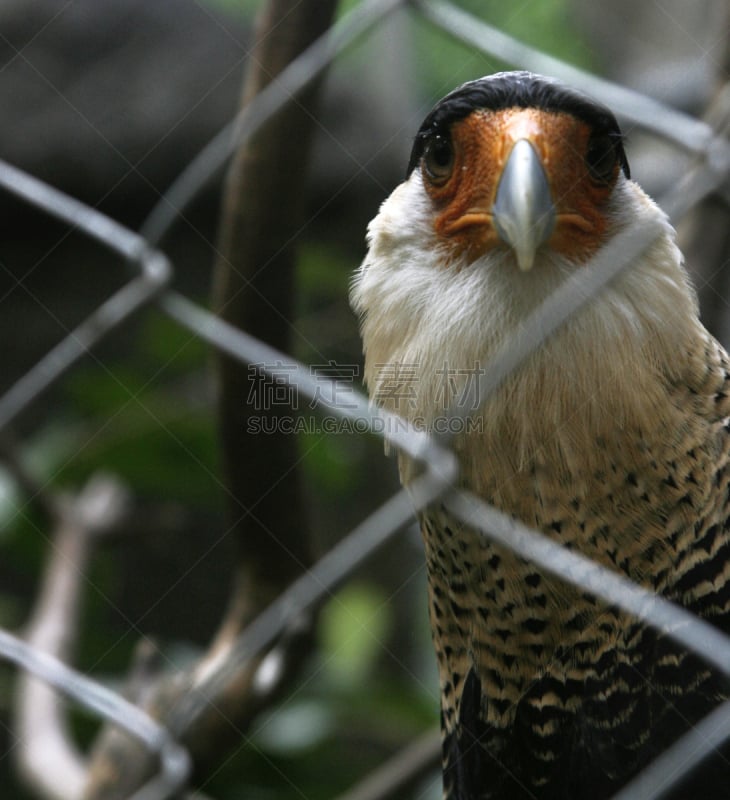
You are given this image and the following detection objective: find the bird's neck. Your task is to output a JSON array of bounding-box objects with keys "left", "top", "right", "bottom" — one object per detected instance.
[{"left": 355, "top": 182, "right": 706, "bottom": 484}]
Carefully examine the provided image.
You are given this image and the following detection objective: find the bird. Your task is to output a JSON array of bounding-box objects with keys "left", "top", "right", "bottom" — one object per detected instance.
[{"left": 350, "top": 71, "right": 730, "bottom": 799}]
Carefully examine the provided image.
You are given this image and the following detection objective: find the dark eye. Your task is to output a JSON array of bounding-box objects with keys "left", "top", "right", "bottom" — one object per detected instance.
[
  {"left": 423, "top": 134, "right": 454, "bottom": 184},
  {"left": 586, "top": 133, "right": 618, "bottom": 184}
]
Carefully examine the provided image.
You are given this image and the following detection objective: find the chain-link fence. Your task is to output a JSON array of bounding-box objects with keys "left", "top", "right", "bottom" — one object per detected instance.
[{"left": 2, "top": 1, "right": 730, "bottom": 799}]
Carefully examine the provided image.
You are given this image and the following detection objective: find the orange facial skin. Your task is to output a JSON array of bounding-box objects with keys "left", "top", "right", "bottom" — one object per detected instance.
[{"left": 421, "top": 108, "right": 621, "bottom": 266}]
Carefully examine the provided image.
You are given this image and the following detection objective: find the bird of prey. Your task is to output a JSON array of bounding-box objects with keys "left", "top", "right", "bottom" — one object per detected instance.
[{"left": 351, "top": 71, "right": 730, "bottom": 799}]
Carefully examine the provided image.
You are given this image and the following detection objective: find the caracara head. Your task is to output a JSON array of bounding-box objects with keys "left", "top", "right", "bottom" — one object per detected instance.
[
  {"left": 404, "top": 70, "right": 630, "bottom": 272},
  {"left": 351, "top": 71, "right": 698, "bottom": 469}
]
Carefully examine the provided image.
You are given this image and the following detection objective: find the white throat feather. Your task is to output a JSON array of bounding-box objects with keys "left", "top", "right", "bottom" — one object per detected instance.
[{"left": 351, "top": 173, "right": 703, "bottom": 482}]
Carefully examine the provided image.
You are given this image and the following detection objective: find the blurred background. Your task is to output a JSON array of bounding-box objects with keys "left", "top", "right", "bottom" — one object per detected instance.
[{"left": 0, "top": 1, "right": 728, "bottom": 798}]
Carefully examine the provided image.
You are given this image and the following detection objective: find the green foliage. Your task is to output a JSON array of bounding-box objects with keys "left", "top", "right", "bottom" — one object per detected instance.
[
  {"left": 295, "top": 242, "right": 374, "bottom": 498},
  {"left": 457, "top": 0, "right": 595, "bottom": 67},
  {"left": 47, "top": 311, "right": 219, "bottom": 507},
  {"left": 319, "top": 582, "right": 394, "bottom": 685},
  {"left": 407, "top": 0, "right": 596, "bottom": 96},
  {"left": 204, "top": 583, "right": 439, "bottom": 799},
  {"left": 198, "top": 0, "right": 595, "bottom": 88}
]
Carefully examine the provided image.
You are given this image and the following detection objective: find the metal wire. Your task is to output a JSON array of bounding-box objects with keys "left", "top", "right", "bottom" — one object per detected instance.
[
  {"left": 414, "top": 0, "right": 723, "bottom": 158},
  {"left": 439, "top": 217, "right": 667, "bottom": 439},
  {"left": 445, "top": 490, "right": 730, "bottom": 679},
  {"left": 0, "top": 629, "right": 191, "bottom": 800},
  {"left": 140, "top": 0, "right": 405, "bottom": 247},
  {"left": 2, "top": 2, "right": 730, "bottom": 800},
  {"left": 610, "top": 699, "right": 730, "bottom": 800},
  {"left": 0, "top": 160, "right": 171, "bottom": 434}
]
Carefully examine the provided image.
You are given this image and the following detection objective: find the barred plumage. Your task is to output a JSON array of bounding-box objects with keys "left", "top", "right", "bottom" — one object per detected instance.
[{"left": 351, "top": 72, "right": 730, "bottom": 798}]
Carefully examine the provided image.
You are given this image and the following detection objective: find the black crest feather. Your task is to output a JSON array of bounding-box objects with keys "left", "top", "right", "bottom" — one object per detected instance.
[{"left": 407, "top": 71, "right": 629, "bottom": 180}]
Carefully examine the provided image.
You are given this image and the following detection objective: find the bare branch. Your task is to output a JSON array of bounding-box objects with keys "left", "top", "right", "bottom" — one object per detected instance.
[
  {"left": 13, "top": 474, "right": 131, "bottom": 800},
  {"left": 82, "top": 0, "right": 338, "bottom": 796},
  {"left": 211, "top": 0, "right": 338, "bottom": 615}
]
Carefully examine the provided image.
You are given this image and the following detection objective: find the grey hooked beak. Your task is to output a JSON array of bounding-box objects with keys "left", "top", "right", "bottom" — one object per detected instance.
[{"left": 493, "top": 139, "right": 556, "bottom": 271}]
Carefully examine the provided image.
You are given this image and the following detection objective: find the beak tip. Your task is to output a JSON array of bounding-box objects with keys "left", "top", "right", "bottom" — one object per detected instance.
[{"left": 516, "top": 250, "right": 535, "bottom": 271}]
